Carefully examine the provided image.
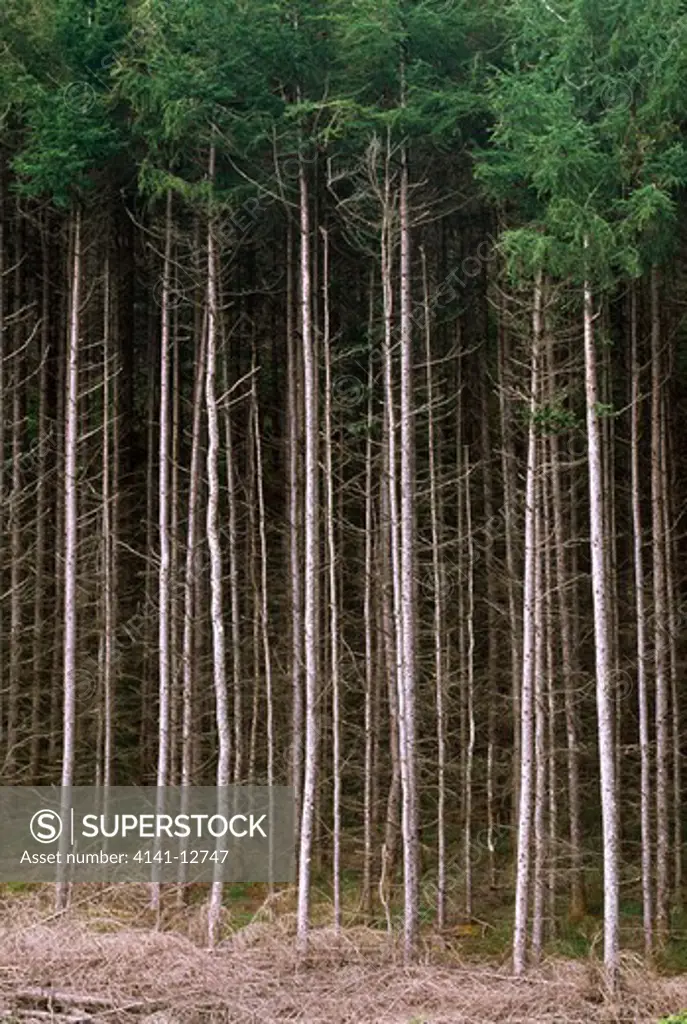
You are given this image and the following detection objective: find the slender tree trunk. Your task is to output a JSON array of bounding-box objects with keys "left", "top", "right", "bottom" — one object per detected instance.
[
  {"left": 7, "top": 223, "right": 24, "bottom": 778},
  {"left": 584, "top": 247, "right": 619, "bottom": 986},
  {"left": 247, "top": 389, "right": 260, "bottom": 784},
  {"left": 464, "top": 448, "right": 475, "bottom": 921},
  {"left": 220, "top": 341, "right": 242, "bottom": 784},
  {"left": 56, "top": 208, "right": 82, "bottom": 910},
  {"left": 663, "top": 395, "right": 681, "bottom": 914},
  {"left": 497, "top": 306, "right": 521, "bottom": 831},
  {"left": 49, "top": 254, "right": 66, "bottom": 777},
  {"left": 141, "top": 304, "right": 157, "bottom": 777},
  {"left": 422, "top": 248, "right": 446, "bottom": 930},
  {"left": 379, "top": 418, "right": 401, "bottom": 933},
  {"left": 380, "top": 158, "right": 402, "bottom": 933},
  {"left": 544, "top": 467, "right": 557, "bottom": 939},
  {"left": 176, "top": 303, "right": 206, "bottom": 899},
  {"left": 480, "top": 351, "right": 498, "bottom": 892},
  {"left": 206, "top": 147, "right": 231, "bottom": 946},
  {"left": 253, "top": 359, "right": 274, "bottom": 791},
  {"left": 169, "top": 294, "right": 180, "bottom": 786},
  {"left": 320, "top": 227, "right": 341, "bottom": 931},
  {"left": 551, "top": 430, "right": 584, "bottom": 920},
  {"left": 397, "top": 141, "right": 419, "bottom": 960},
  {"left": 0, "top": 172, "right": 5, "bottom": 759},
  {"left": 362, "top": 277, "right": 375, "bottom": 918},
  {"left": 630, "top": 282, "right": 653, "bottom": 958},
  {"left": 30, "top": 223, "right": 50, "bottom": 781},
  {"left": 531, "top": 466, "right": 546, "bottom": 963},
  {"left": 651, "top": 267, "right": 669, "bottom": 946},
  {"left": 286, "top": 218, "right": 304, "bottom": 839},
  {"left": 101, "top": 254, "right": 114, "bottom": 789},
  {"left": 151, "top": 192, "right": 173, "bottom": 915},
  {"left": 512, "top": 272, "right": 541, "bottom": 976},
  {"left": 296, "top": 149, "right": 318, "bottom": 957}
]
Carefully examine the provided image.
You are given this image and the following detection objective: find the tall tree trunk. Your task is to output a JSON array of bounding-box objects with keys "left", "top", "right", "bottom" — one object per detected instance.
[
  {"left": 362, "top": 276, "right": 376, "bottom": 919},
  {"left": 531, "top": 464, "right": 546, "bottom": 964},
  {"left": 176, "top": 300, "right": 206, "bottom": 898},
  {"left": 30, "top": 221, "right": 50, "bottom": 781},
  {"left": 422, "top": 248, "right": 446, "bottom": 930},
  {"left": 56, "top": 208, "right": 82, "bottom": 910},
  {"left": 464, "top": 448, "right": 475, "bottom": 921},
  {"left": 513, "top": 272, "right": 541, "bottom": 976},
  {"left": 7, "top": 221, "right": 24, "bottom": 778},
  {"left": 296, "top": 148, "right": 318, "bottom": 957},
  {"left": 550, "top": 425, "right": 584, "bottom": 919},
  {"left": 397, "top": 141, "right": 419, "bottom": 960},
  {"left": 497, "top": 302, "right": 521, "bottom": 831},
  {"left": 252, "top": 355, "right": 274, "bottom": 790},
  {"left": 0, "top": 171, "right": 5, "bottom": 760},
  {"left": 321, "top": 227, "right": 341, "bottom": 931},
  {"left": 630, "top": 282, "right": 652, "bottom": 958},
  {"left": 651, "top": 267, "right": 669, "bottom": 946},
  {"left": 206, "top": 147, "right": 231, "bottom": 946},
  {"left": 101, "top": 254, "right": 114, "bottom": 789},
  {"left": 663, "top": 394, "right": 681, "bottom": 914},
  {"left": 220, "top": 340, "right": 242, "bottom": 784},
  {"left": 169, "top": 293, "right": 180, "bottom": 785},
  {"left": 584, "top": 246, "right": 619, "bottom": 986},
  {"left": 286, "top": 218, "right": 304, "bottom": 838},
  {"left": 151, "top": 192, "right": 173, "bottom": 915}
]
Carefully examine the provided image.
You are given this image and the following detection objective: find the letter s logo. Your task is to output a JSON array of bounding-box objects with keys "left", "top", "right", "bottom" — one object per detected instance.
[{"left": 30, "top": 809, "right": 63, "bottom": 844}]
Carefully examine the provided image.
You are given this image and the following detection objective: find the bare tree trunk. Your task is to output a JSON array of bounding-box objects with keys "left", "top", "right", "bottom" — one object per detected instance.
[
  {"left": 0, "top": 172, "right": 5, "bottom": 759},
  {"left": 30, "top": 222, "right": 50, "bottom": 780},
  {"left": 320, "top": 227, "right": 341, "bottom": 931},
  {"left": 512, "top": 272, "right": 541, "bottom": 976},
  {"left": 141, "top": 303, "right": 157, "bottom": 777},
  {"left": 422, "top": 248, "right": 446, "bottom": 930},
  {"left": 247, "top": 390, "right": 260, "bottom": 784},
  {"left": 397, "top": 141, "right": 419, "bottom": 961},
  {"left": 544, "top": 467, "right": 557, "bottom": 939},
  {"left": 630, "top": 282, "right": 653, "bottom": 958},
  {"left": 379, "top": 417, "right": 401, "bottom": 933},
  {"left": 497, "top": 306, "right": 521, "bottom": 830},
  {"left": 531, "top": 464, "right": 546, "bottom": 964},
  {"left": 651, "top": 267, "right": 669, "bottom": 946},
  {"left": 169, "top": 293, "right": 180, "bottom": 785},
  {"left": 56, "top": 208, "right": 81, "bottom": 910},
  {"left": 49, "top": 256, "right": 66, "bottom": 776},
  {"left": 551, "top": 427, "right": 584, "bottom": 920},
  {"left": 151, "top": 192, "right": 173, "bottom": 915},
  {"left": 296, "top": 148, "right": 318, "bottom": 957},
  {"left": 205, "top": 148, "right": 231, "bottom": 946},
  {"left": 380, "top": 155, "right": 402, "bottom": 933},
  {"left": 7, "top": 224, "right": 24, "bottom": 777},
  {"left": 176, "top": 299, "right": 206, "bottom": 899},
  {"left": 286, "top": 218, "right": 304, "bottom": 838},
  {"left": 480, "top": 350, "right": 498, "bottom": 892},
  {"left": 464, "top": 448, "right": 475, "bottom": 921},
  {"left": 220, "top": 340, "right": 242, "bottom": 784},
  {"left": 101, "top": 254, "right": 114, "bottom": 789},
  {"left": 584, "top": 247, "right": 619, "bottom": 987},
  {"left": 253, "top": 359, "right": 274, "bottom": 792},
  {"left": 362, "top": 276, "right": 375, "bottom": 919},
  {"left": 662, "top": 394, "right": 681, "bottom": 914}
]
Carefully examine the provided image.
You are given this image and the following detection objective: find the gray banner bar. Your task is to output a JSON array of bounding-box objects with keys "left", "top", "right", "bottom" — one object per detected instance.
[{"left": 0, "top": 787, "right": 294, "bottom": 883}]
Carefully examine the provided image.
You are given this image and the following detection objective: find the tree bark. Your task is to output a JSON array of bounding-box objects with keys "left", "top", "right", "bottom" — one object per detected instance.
[{"left": 584, "top": 246, "right": 619, "bottom": 986}]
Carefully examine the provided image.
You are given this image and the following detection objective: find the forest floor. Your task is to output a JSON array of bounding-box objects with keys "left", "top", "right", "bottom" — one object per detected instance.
[{"left": 0, "top": 888, "right": 685, "bottom": 1024}]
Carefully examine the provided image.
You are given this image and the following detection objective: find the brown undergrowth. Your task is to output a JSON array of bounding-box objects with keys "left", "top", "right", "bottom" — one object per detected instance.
[{"left": 0, "top": 889, "right": 684, "bottom": 1023}]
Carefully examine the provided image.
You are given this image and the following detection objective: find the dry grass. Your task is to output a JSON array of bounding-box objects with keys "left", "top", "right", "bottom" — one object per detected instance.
[{"left": 0, "top": 889, "right": 685, "bottom": 1023}]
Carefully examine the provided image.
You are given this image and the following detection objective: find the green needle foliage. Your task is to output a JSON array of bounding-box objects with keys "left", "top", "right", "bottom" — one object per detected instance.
[{"left": 6, "top": 0, "right": 126, "bottom": 206}]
